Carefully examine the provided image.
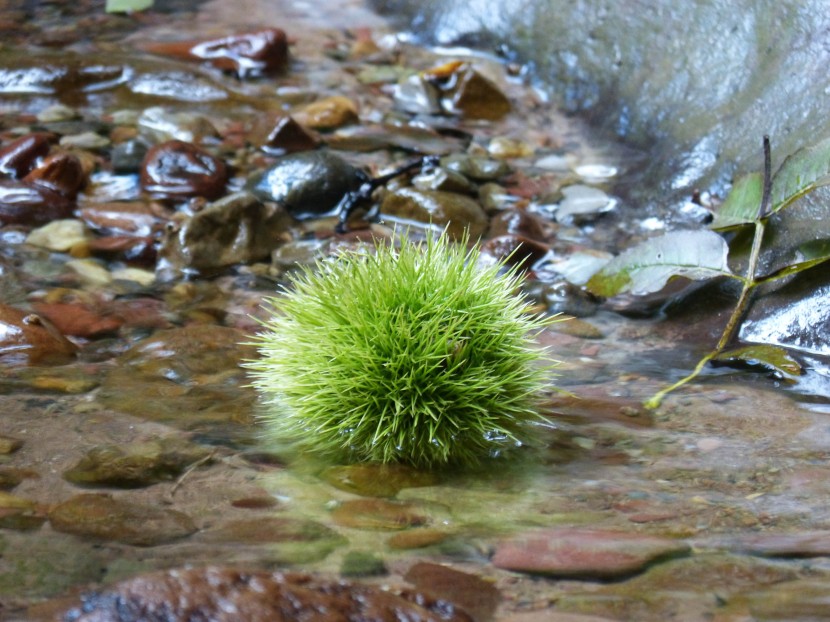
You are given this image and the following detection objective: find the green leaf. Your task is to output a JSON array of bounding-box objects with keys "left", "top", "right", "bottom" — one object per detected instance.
[
  {"left": 711, "top": 172, "right": 763, "bottom": 230},
  {"left": 714, "top": 344, "right": 802, "bottom": 377},
  {"left": 586, "top": 230, "right": 734, "bottom": 297},
  {"left": 758, "top": 237, "right": 830, "bottom": 283},
  {"left": 105, "top": 0, "right": 153, "bottom": 12},
  {"left": 770, "top": 136, "right": 830, "bottom": 214}
]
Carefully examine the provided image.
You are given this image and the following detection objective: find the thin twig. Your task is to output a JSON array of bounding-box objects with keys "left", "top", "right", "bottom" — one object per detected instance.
[{"left": 166, "top": 451, "right": 216, "bottom": 501}]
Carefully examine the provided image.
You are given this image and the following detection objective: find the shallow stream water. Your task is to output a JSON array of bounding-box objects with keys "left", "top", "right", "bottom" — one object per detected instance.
[{"left": 2, "top": 2, "right": 830, "bottom": 621}]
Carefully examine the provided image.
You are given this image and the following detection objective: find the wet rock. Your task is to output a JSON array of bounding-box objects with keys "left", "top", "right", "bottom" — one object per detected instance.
[
  {"left": 0, "top": 490, "right": 47, "bottom": 531},
  {"left": 32, "top": 301, "right": 123, "bottom": 338},
  {"left": 22, "top": 152, "right": 85, "bottom": 200},
  {"left": 480, "top": 234, "right": 550, "bottom": 271},
  {"left": 89, "top": 236, "right": 159, "bottom": 266},
  {"left": 59, "top": 131, "right": 110, "bottom": 151},
  {"left": 380, "top": 187, "right": 489, "bottom": 239},
  {"left": 446, "top": 65, "right": 511, "bottom": 121},
  {"left": 393, "top": 74, "right": 443, "bottom": 115},
  {"left": 491, "top": 528, "right": 690, "bottom": 579},
  {"left": 488, "top": 136, "right": 534, "bottom": 159},
  {"left": 405, "top": 562, "right": 500, "bottom": 622},
  {"left": 0, "top": 132, "right": 53, "bottom": 178},
  {"left": 702, "top": 531, "right": 830, "bottom": 558},
  {"left": 139, "top": 140, "right": 228, "bottom": 201},
  {"left": 25, "top": 219, "right": 90, "bottom": 252},
  {"left": 556, "top": 185, "right": 615, "bottom": 223},
  {"left": 79, "top": 201, "right": 168, "bottom": 237},
  {"left": 110, "top": 139, "right": 149, "bottom": 173},
  {"left": 443, "top": 154, "right": 511, "bottom": 181},
  {"left": 57, "top": 565, "right": 475, "bottom": 622},
  {"left": 412, "top": 166, "right": 478, "bottom": 194},
  {"left": 542, "top": 281, "right": 600, "bottom": 317},
  {"left": 137, "top": 106, "right": 219, "bottom": 145},
  {"left": 261, "top": 115, "right": 320, "bottom": 155},
  {"left": 64, "top": 258, "right": 113, "bottom": 288},
  {"left": 295, "top": 95, "right": 359, "bottom": 131},
  {"left": 341, "top": 551, "right": 388, "bottom": 577},
  {"left": 0, "top": 466, "right": 35, "bottom": 489},
  {"left": 63, "top": 437, "right": 213, "bottom": 488},
  {"left": 0, "top": 180, "right": 74, "bottom": 226},
  {"left": 0, "top": 304, "right": 77, "bottom": 366},
  {"left": 487, "top": 208, "right": 547, "bottom": 240},
  {"left": 48, "top": 493, "right": 197, "bottom": 546},
  {"left": 157, "top": 191, "right": 293, "bottom": 276},
  {"left": 332, "top": 498, "right": 429, "bottom": 530},
  {"left": 327, "top": 124, "right": 468, "bottom": 155},
  {"left": 248, "top": 150, "right": 368, "bottom": 219},
  {"left": 145, "top": 28, "right": 289, "bottom": 77},
  {"left": 128, "top": 71, "right": 230, "bottom": 102},
  {"left": 320, "top": 463, "right": 438, "bottom": 497},
  {"left": 36, "top": 104, "right": 79, "bottom": 123}
]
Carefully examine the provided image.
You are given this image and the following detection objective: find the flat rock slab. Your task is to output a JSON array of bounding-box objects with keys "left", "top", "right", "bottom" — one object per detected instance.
[
  {"left": 53, "top": 565, "right": 475, "bottom": 622},
  {"left": 491, "top": 528, "right": 690, "bottom": 579},
  {"left": 697, "top": 531, "right": 830, "bottom": 557}
]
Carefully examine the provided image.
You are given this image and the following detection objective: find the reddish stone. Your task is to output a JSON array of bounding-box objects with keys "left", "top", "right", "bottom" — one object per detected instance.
[
  {"left": 145, "top": 28, "right": 289, "bottom": 77},
  {"left": 0, "top": 179, "right": 73, "bottom": 226},
  {"left": 32, "top": 302, "right": 123, "bottom": 338},
  {"left": 491, "top": 528, "right": 690, "bottom": 579},
  {"left": 0, "top": 303, "right": 77, "bottom": 365},
  {"left": 22, "top": 151, "right": 85, "bottom": 199},
  {"left": 87, "top": 235, "right": 158, "bottom": 265},
  {"left": 0, "top": 132, "right": 53, "bottom": 178},
  {"left": 481, "top": 234, "right": 550, "bottom": 271},
  {"left": 262, "top": 115, "right": 320, "bottom": 155},
  {"left": 405, "top": 562, "right": 501, "bottom": 622},
  {"left": 79, "top": 201, "right": 168, "bottom": 236},
  {"left": 56, "top": 566, "right": 474, "bottom": 621},
  {"left": 488, "top": 208, "right": 547, "bottom": 240},
  {"left": 140, "top": 140, "right": 228, "bottom": 201}
]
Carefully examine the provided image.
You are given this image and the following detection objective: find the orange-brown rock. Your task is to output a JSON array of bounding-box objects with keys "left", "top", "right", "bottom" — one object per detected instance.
[
  {"left": 58, "top": 566, "right": 474, "bottom": 621},
  {"left": 140, "top": 140, "right": 227, "bottom": 201},
  {"left": 0, "top": 132, "right": 53, "bottom": 178},
  {"left": 0, "top": 179, "right": 73, "bottom": 226},
  {"left": 22, "top": 151, "right": 85, "bottom": 199},
  {"left": 0, "top": 304, "right": 77, "bottom": 365}
]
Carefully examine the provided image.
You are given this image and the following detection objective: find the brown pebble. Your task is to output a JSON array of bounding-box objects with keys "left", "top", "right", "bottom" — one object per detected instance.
[
  {"left": 0, "top": 132, "right": 53, "bottom": 178},
  {"left": 22, "top": 151, "right": 85, "bottom": 200},
  {"left": 140, "top": 140, "right": 228, "bottom": 201}
]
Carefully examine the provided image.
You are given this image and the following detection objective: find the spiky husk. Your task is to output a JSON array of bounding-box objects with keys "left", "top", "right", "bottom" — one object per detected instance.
[{"left": 245, "top": 233, "right": 554, "bottom": 468}]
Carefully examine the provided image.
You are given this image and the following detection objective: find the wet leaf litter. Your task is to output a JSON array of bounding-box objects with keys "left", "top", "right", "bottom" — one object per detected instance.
[{"left": 2, "top": 2, "right": 830, "bottom": 621}]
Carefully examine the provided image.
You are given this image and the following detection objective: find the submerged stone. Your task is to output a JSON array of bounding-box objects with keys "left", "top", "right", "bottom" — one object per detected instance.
[
  {"left": 0, "top": 132, "right": 53, "bottom": 179},
  {"left": 48, "top": 493, "right": 196, "bottom": 546},
  {"left": 140, "top": 140, "right": 227, "bottom": 201},
  {"left": 380, "top": 187, "right": 488, "bottom": 239},
  {"left": 405, "top": 562, "right": 501, "bottom": 622},
  {"left": 56, "top": 566, "right": 475, "bottom": 622},
  {"left": 63, "top": 437, "right": 213, "bottom": 488},
  {"left": 0, "top": 304, "right": 77, "bottom": 366},
  {"left": 332, "top": 498, "right": 429, "bottom": 530},
  {"left": 491, "top": 527, "right": 690, "bottom": 579},
  {"left": 295, "top": 95, "right": 359, "bottom": 130},
  {"left": 320, "top": 463, "right": 439, "bottom": 497}
]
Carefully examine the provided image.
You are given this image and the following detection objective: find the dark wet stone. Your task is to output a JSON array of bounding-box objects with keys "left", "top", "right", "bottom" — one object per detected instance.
[
  {"left": 320, "top": 463, "right": 439, "bottom": 497},
  {"left": 0, "top": 304, "right": 77, "bottom": 366},
  {"left": 139, "top": 140, "right": 227, "bottom": 201},
  {"left": 63, "top": 437, "right": 213, "bottom": 488},
  {"left": 332, "top": 499, "right": 429, "bottom": 530},
  {"left": 22, "top": 152, "right": 85, "bottom": 200},
  {"left": 248, "top": 150, "right": 368, "bottom": 219},
  {"left": 0, "top": 132, "right": 53, "bottom": 178},
  {"left": 261, "top": 115, "right": 320, "bottom": 155},
  {"left": 443, "top": 154, "right": 511, "bottom": 182},
  {"left": 295, "top": 95, "right": 359, "bottom": 130},
  {"left": 481, "top": 234, "right": 550, "bottom": 271},
  {"left": 412, "top": 166, "right": 478, "bottom": 195},
  {"left": 145, "top": 28, "right": 289, "bottom": 77},
  {"left": 48, "top": 493, "right": 197, "bottom": 546},
  {"left": 230, "top": 496, "right": 280, "bottom": 509},
  {"left": 340, "top": 550, "right": 388, "bottom": 577},
  {"left": 110, "top": 139, "right": 149, "bottom": 174},
  {"left": 57, "top": 565, "right": 475, "bottom": 622},
  {"left": 88, "top": 235, "right": 158, "bottom": 265},
  {"left": 157, "top": 191, "right": 293, "bottom": 277},
  {"left": 79, "top": 201, "right": 168, "bottom": 236},
  {"left": 405, "top": 562, "right": 501, "bottom": 622},
  {"left": 542, "top": 281, "right": 600, "bottom": 317},
  {"left": 380, "top": 187, "right": 489, "bottom": 239},
  {"left": 487, "top": 208, "right": 547, "bottom": 240},
  {"left": 447, "top": 66, "right": 511, "bottom": 120},
  {"left": 0, "top": 179, "right": 74, "bottom": 226},
  {"left": 491, "top": 528, "right": 690, "bottom": 579}
]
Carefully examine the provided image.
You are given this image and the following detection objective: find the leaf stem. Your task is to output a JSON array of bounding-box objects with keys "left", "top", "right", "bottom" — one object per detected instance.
[{"left": 645, "top": 136, "right": 771, "bottom": 409}]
